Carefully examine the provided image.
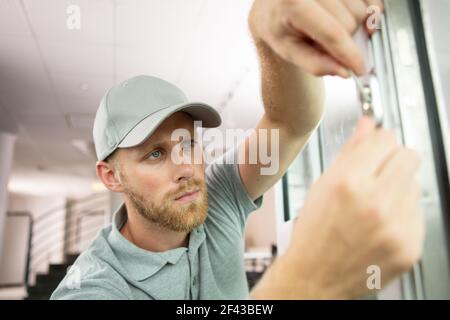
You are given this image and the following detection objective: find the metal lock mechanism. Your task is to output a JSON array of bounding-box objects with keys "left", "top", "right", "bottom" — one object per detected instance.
[{"left": 351, "top": 71, "right": 383, "bottom": 127}]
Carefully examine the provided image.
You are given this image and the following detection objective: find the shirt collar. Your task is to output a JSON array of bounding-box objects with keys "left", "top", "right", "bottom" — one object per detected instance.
[{"left": 107, "top": 202, "right": 205, "bottom": 282}]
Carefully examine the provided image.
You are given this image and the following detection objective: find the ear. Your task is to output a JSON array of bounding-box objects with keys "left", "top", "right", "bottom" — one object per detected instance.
[{"left": 96, "top": 160, "right": 125, "bottom": 193}]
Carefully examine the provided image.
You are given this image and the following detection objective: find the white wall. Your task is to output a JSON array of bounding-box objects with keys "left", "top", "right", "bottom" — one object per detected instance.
[
  {"left": 5, "top": 192, "right": 66, "bottom": 285},
  {"left": 0, "top": 133, "right": 16, "bottom": 269},
  {"left": 0, "top": 215, "right": 30, "bottom": 285},
  {"left": 1, "top": 190, "right": 110, "bottom": 286}
]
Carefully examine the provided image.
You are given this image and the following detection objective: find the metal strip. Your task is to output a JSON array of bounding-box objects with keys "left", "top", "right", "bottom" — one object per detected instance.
[{"left": 385, "top": 0, "right": 450, "bottom": 299}]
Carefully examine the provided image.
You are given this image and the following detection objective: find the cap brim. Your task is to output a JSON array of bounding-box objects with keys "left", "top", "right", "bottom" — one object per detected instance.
[{"left": 118, "top": 102, "right": 222, "bottom": 148}]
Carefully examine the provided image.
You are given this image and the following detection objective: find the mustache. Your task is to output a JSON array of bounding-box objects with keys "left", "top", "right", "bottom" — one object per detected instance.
[{"left": 169, "top": 179, "right": 205, "bottom": 200}]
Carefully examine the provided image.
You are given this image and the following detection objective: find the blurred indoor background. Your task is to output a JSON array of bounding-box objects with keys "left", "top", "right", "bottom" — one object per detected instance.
[{"left": 0, "top": 0, "right": 449, "bottom": 300}]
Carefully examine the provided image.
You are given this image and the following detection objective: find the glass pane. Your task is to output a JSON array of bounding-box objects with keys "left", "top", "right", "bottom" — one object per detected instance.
[{"left": 284, "top": 131, "right": 322, "bottom": 221}]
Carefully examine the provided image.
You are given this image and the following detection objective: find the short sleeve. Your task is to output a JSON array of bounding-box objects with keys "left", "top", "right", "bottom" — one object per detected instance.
[
  {"left": 205, "top": 146, "right": 264, "bottom": 234},
  {"left": 50, "top": 279, "right": 130, "bottom": 300}
]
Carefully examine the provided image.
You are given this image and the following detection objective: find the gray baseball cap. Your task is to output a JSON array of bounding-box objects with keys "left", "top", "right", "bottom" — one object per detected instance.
[{"left": 93, "top": 75, "right": 222, "bottom": 161}]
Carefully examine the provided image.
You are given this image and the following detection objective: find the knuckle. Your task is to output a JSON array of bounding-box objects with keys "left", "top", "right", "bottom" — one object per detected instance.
[
  {"left": 307, "top": 63, "right": 319, "bottom": 75},
  {"left": 346, "top": 18, "right": 358, "bottom": 34},
  {"left": 379, "top": 130, "right": 397, "bottom": 146},
  {"left": 309, "top": 64, "right": 326, "bottom": 76},
  {"left": 383, "top": 229, "right": 423, "bottom": 272},
  {"left": 364, "top": 202, "right": 387, "bottom": 225},
  {"left": 333, "top": 177, "right": 358, "bottom": 199},
  {"left": 405, "top": 148, "right": 421, "bottom": 165},
  {"left": 356, "top": 11, "right": 368, "bottom": 24},
  {"left": 384, "top": 230, "right": 407, "bottom": 262},
  {"left": 397, "top": 148, "right": 421, "bottom": 171},
  {"left": 350, "top": 5, "right": 368, "bottom": 24},
  {"left": 395, "top": 244, "right": 422, "bottom": 272},
  {"left": 395, "top": 147, "right": 408, "bottom": 161},
  {"left": 323, "top": 28, "right": 345, "bottom": 46},
  {"left": 400, "top": 146, "right": 414, "bottom": 156}
]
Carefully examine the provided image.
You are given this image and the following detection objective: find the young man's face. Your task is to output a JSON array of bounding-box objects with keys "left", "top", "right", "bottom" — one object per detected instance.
[{"left": 113, "top": 112, "right": 208, "bottom": 232}]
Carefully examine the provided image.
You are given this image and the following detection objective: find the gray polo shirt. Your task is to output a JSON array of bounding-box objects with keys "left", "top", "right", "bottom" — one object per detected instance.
[{"left": 51, "top": 148, "right": 263, "bottom": 300}]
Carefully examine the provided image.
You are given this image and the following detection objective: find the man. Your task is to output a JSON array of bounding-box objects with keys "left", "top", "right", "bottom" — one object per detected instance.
[{"left": 52, "top": 0, "right": 424, "bottom": 300}]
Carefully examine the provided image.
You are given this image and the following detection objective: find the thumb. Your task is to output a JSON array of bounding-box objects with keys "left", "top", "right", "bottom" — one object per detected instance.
[
  {"left": 349, "top": 116, "right": 376, "bottom": 145},
  {"left": 355, "top": 116, "right": 376, "bottom": 136},
  {"left": 334, "top": 116, "right": 377, "bottom": 165}
]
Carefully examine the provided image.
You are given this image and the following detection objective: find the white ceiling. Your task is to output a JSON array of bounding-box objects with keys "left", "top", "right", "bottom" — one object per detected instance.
[
  {"left": 1, "top": 0, "right": 449, "bottom": 196},
  {"left": 0, "top": 0, "right": 264, "bottom": 193}
]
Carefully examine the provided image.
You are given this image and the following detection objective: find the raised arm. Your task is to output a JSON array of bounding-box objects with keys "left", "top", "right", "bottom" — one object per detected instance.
[{"left": 239, "top": 0, "right": 383, "bottom": 200}]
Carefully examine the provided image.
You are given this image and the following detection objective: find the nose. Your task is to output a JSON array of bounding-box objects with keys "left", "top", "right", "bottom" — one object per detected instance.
[{"left": 173, "top": 162, "right": 195, "bottom": 183}]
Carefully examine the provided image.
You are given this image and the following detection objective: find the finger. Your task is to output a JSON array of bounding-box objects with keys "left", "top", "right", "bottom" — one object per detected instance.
[
  {"left": 285, "top": 0, "right": 365, "bottom": 74},
  {"left": 395, "top": 181, "right": 424, "bottom": 255},
  {"left": 372, "top": 153, "right": 421, "bottom": 232},
  {"left": 376, "top": 148, "right": 422, "bottom": 195},
  {"left": 381, "top": 178, "right": 422, "bottom": 225},
  {"left": 317, "top": 0, "right": 358, "bottom": 34},
  {"left": 339, "top": 129, "right": 399, "bottom": 179},
  {"left": 335, "top": 116, "right": 376, "bottom": 165},
  {"left": 407, "top": 201, "right": 425, "bottom": 254},
  {"left": 342, "top": 116, "right": 376, "bottom": 150},
  {"left": 342, "top": 0, "right": 369, "bottom": 24},
  {"left": 353, "top": 116, "right": 377, "bottom": 142},
  {"left": 274, "top": 37, "right": 349, "bottom": 77}
]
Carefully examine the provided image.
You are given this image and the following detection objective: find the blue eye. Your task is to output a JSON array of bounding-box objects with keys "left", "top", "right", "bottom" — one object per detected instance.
[{"left": 148, "top": 150, "right": 162, "bottom": 160}]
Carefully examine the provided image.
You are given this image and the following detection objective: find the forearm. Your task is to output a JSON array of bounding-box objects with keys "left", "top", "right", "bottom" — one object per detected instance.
[
  {"left": 252, "top": 37, "right": 326, "bottom": 136},
  {"left": 250, "top": 253, "right": 315, "bottom": 300},
  {"left": 250, "top": 251, "right": 346, "bottom": 300},
  {"left": 250, "top": 255, "right": 306, "bottom": 300}
]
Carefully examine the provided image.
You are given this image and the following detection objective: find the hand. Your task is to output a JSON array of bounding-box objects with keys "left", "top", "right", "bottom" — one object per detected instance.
[
  {"left": 252, "top": 117, "right": 425, "bottom": 299},
  {"left": 287, "top": 117, "right": 424, "bottom": 298},
  {"left": 248, "top": 0, "right": 384, "bottom": 77}
]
